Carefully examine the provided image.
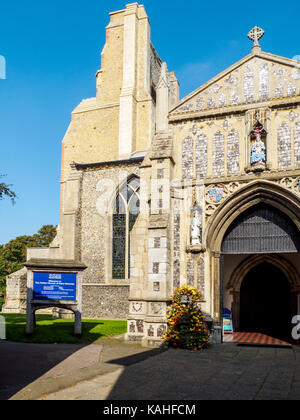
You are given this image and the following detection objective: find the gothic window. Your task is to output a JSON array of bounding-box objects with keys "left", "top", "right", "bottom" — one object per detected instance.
[{"left": 112, "top": 177, "right": 140, "bottom": 279}]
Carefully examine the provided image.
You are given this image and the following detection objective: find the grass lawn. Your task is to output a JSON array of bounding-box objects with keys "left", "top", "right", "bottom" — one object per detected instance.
[{"left": 1, "top": 314, "right": 127, "bottom": 344}]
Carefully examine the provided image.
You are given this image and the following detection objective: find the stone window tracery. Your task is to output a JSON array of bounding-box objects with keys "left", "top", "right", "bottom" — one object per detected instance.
[{"left": 112, "top": 177, "right": 140, "bottom": 279}]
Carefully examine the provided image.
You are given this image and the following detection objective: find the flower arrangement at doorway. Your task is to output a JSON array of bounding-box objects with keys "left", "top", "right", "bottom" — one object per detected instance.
[{"left": 162, "top": 285, "right": 210, "bottom": 351}]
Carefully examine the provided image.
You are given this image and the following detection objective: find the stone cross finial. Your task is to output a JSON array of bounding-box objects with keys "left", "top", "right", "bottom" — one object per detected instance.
[{"left": 248, "top": 26, "right": 264, "bottom": 47}]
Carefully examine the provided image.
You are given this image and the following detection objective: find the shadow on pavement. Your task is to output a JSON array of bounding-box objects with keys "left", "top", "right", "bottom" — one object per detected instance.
[
  {"left": 105, "top": 347, "right": 167, "bottom": 368},
  {"left": 105, "top": 344, "right": 300, "bottom": 400},
  {"left": 0, "top": 340, "right": 90, "bottom": 400}
]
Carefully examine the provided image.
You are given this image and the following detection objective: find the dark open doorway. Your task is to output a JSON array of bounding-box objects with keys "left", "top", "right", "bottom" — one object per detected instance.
[{"left": 240, "top": 262, "right": 291, "bottom": 340}]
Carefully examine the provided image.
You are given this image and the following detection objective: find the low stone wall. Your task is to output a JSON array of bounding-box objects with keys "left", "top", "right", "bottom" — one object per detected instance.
[
  {"left": 2, "top": 268, "right": 27, "bottom": 313},
  {"left": 82, "top": 285, "right": 129, "bottom": 319}
]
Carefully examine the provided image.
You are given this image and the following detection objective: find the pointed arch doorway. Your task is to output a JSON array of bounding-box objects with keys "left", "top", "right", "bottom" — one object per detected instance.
[
  {"left": 220, "top": 203, "right": 300, "bottom": 342},
  {"left": 240, "top": 262, "right": 291, "bottom": 339},
  {"left": 206, "top": 181, "right": 300, "bottom": 343}
]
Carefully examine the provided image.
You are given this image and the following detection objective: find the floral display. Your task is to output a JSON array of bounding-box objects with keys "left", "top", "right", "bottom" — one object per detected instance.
[{"left": 163, "top": 285, "right": 210, "bottom": 351}]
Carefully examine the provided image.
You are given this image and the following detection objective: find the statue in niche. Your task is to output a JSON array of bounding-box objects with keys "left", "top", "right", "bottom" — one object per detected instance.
[
  {"left": 250, "top": 121, "right": 267, "bottom": 167},
  {"left": 190, "top": 202, "right": 202, "bottom": 246},
  {"left": 157, "top": 325, "right": 166, "bottom": 338},
  {"left": 137, "top": 320, "right": 144, "bottom": 333},
  {"left": 148, "top": 325, "right": 154, "bottom": 337},
  {"left": 251, "top": 133, "right": 266, "bottom": 166}
]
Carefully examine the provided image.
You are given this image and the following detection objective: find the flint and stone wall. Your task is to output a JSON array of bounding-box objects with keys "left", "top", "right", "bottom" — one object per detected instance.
[
  {"left": 82, "top": 285, "right": 129, "bottom": 319},
  {"left": 79, "top": 163, "right": 140, "bottom": 319}
]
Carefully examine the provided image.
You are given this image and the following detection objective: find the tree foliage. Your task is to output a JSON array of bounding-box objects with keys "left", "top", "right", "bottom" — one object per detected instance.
[
  {"left": 0, "top": 175, "right": 17, "bottom": 204},
  {"left": 0, "top": 225, "right": 57, "bottom": 291}
]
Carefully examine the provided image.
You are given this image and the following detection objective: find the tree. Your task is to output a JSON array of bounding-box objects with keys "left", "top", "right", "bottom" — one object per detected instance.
[
  {"left": 0, "top": 175, "right": 17, "bottom": 204},
  {"left": 32, "top": 225, "right": 58, "bottom": 247},
  {"left": 0, "top": 225, "right": 57, "bottom": 292}
]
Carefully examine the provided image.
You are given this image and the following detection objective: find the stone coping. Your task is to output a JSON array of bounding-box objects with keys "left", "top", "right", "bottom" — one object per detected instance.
[
  {"left": 24, "top": 259, "right": 87, "bottom": 270},
  {"left": 73, "top": 156, "right": 144, "bottom": 171}
]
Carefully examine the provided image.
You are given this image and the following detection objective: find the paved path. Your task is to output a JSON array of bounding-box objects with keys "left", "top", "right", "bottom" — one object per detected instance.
[
  {"left": 44, "top": 343, "right": 300, "bottom": 400},
  {"left": 3, "top": 337, "right": 300, "bottom": 400},
  {"left": 0, "top": 340, "right": 103, "bottom": 400},
  {"left": 6, "top": 337, "right": 159, "bottom": 401}
]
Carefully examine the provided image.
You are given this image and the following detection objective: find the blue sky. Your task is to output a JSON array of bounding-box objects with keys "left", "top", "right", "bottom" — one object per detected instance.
[{"left": 0, "top": 0, "right": 299, "bottom": 244}]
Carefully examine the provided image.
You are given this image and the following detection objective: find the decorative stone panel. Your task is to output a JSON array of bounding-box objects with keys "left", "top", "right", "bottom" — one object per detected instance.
[
  {"left": 154, "top": 237, "right": 161, "bottom": 248},
  {"left": 275, "top": 84, "right": 284, "bottom": 98},
  {"left": 157, "top": 324, "right": 167, "bottom": 337},
  {"left": 204, "top": 176, "right": 300, "bottom": 222},
  {"left": 230, "top": 91, "right": 239, "bottom": 105},
  {"left": 227, "top": 129, "right": 239, "bottom": 175},
  {"left": 130, "top": 301, "right": 145, "bottom": 314},
  {"left": 149, "top": 302, "right": 164, "bottom": 316},
  {"left": 278, "top": 176, "right": 300, "bottom": 195},
  {"left": 173, "top": 206, "right": 181, "bottom": 289},
  {"left": 153, "top": 282, "right": 160, "bottom": 291},
  {"left": 197, "top": 258, "right": 205, "bottom": 297},
  {"left": 195, "top": 97, "right": 204, "bottom": 111},
  {"left": 294, "top": 122, "right": 300, "bottom": 168},
  {"left": 207, "top": 96, "right": 216, "bottom": 109},
  {"left": 259, "top": 62, "right": 269, "bottom": 100},
  {"left": 196, "top": 134, "right": 208, "bottom": 178},
  {"left": 171, "top": 58, "right": 300, "bottom": 116},
  {"left": 219, "top": 93, "right": 226, "bottom": 107},
  {"left": 212, "top": 131, "right": 225, "bottom": 177},
  {"left": 187, "top": 259, "right": 195, "bottom": 286},
  {"left": 244, "top": 64, "right": 254, "bottom": 102},
  {"left": 287, "top": 83, "right": 297, "bottom": 96},
  {"left": 182, "top": 136, "right": 194, "bottom": 179},
  {"left": 148, "top": 325, "right": 154, "bottom": 337},
  {"left": 278, "top": 122, "right": 291, "bottom": 169}
]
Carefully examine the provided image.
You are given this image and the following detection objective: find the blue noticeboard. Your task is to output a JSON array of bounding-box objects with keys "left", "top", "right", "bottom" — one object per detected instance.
[
  {"left": 33, "top": 272, "right": 77, "bottom": 301},
  {"left": 223, "top": 308, "right": 234, "bottom": 335}
]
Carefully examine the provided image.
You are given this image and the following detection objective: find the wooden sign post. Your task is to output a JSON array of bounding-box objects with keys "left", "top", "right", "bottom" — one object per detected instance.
[{"left": 24, "top": 259, "right": 87, "bottom": 337}]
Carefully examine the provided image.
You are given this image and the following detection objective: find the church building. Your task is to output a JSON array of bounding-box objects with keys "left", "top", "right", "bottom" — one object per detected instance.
[{"left": 4, "top": 3, "right": 300, "bottom": 346}]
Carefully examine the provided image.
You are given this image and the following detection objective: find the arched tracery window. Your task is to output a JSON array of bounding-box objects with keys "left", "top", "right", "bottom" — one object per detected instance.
[{"left": 112, "top": 177, "right": 140, "bottom": 279}]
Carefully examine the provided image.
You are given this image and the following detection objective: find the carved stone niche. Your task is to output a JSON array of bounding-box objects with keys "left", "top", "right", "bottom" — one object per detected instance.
[
  {"left": 187, "top": 201, "right": 205, "bottom": 253},
  {"left": 246, "top": 119, "right": 269, "bottom": 173},
  {"left": 186, "top": 244, "right": 206, "bottom": 254},
  {"left": 245, "top": 162, "right": 271, "bottom": 174}
]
